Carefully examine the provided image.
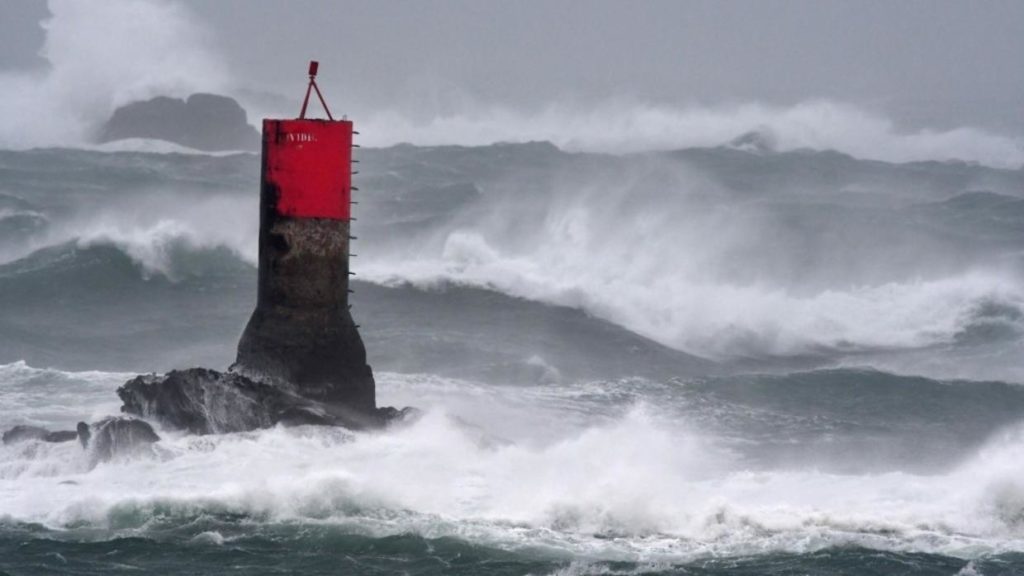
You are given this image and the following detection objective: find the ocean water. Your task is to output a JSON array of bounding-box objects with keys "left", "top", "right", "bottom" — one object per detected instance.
[{"left": 2, "top": 143, "right": 1024, "bottom": 575}]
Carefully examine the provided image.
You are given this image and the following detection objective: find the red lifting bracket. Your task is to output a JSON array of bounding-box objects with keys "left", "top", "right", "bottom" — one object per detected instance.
[{"left": 299, "top": 60, "right": 334, "bottom": 120}]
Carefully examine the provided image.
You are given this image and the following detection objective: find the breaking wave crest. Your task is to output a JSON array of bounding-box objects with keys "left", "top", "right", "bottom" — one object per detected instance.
[
  {"left": 368, "top": 233, "right": 1022, "bottom": 358},
  {"left": 74, "top": 219, "right": 254, "bottom": 279}
]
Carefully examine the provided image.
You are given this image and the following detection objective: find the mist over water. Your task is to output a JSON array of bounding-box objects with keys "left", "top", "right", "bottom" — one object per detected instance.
[
  {"left": 356, "top": 101, "right": 1024, "bottom": 168},
  {"left": 0, "top": 0, "right": 229, "bottom": 148},
  {"left": 3, "top": 0, "right": 1023, "bottom": 171}
]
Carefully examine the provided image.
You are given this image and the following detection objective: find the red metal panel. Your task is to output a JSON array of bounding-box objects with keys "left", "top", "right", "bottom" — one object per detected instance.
[{"left": 263, "top": 119, "right": 352, "bottom": 220}]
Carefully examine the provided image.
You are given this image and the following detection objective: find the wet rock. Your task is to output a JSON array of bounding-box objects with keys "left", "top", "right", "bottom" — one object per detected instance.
[
  {"left": 86, "top": 417, "right": 160, "bottom": 466},
  {"left": 77, "top": 421, "right": 90, "bottom": 449},
  {"left": 3, "top": 418, "right": 159, "bottom": 466},
  {"left": 118, "top": 367, "right": 408, "bottom": 435},
  {"left": 44, "top": 430, "right": 78, "bottom": 442},
  {"left": 97, "top": 93, "right": 260, "bottom": 152},
  {"left": 3, "top": 425, "right": 50, "bottom": 444},
  {"left": 2, "top": 424, "right": 79, "bottom": 445}
]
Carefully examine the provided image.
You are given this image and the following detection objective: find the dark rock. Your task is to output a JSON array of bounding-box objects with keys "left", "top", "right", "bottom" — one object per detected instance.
[
  {"left": 3, "top": 425, "right": 50, "bottom": 444},
  {"left": 77, "top": 421, "right": 91, "bottom": 448},
  {"left": 2, "top": 424, "right": 81, "bottom": 445},
  {"left": 44, "top": 430, "right": 78, "bottom": 442},
  {"left": 376, "top": 406, "right": 420, "bottom": 423},
  {"left": 87, "top": 417, "right": 160, "bottom": 466},
  {"left": 118, "top": 368, "right": 406, "bottom": 435},
  {"left": 119, "top": 368, "right": 276, "bottom": 434},
  {"left": 4, "top": 418, "right": 159, "bottom": 466},
  {"left": 98, "top": 93, "right": 260, "bottom": 152}
]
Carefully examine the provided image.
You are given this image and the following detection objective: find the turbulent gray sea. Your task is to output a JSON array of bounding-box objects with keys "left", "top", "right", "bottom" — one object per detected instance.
[{"left": 2, "top": 142, "right": 1024, "bottom": 575}]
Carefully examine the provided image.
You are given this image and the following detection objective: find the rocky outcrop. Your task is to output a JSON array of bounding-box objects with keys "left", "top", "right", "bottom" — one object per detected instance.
[
  {"left": 3, "top": 417, "right": 160, "bottom": 468},
  {"left": 118, "top": 368, "right": 411, "bottom": 434},
  {"left": 2, "top": 425, "right": 76, "bottom": 444},
  {"left": 86, "top": 417, "right": 160, "bottom": 466},
  {"left": 98, "top": 93, "right": 260, "bottom": 152}
]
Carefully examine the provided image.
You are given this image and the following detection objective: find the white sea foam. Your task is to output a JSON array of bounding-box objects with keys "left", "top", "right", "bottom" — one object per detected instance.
[
  {"left": 0, "top": 361, "right": 128, "bottom": 432},
  {"left": 1, "top": 363, "right": 1022, "bottom": 562}
]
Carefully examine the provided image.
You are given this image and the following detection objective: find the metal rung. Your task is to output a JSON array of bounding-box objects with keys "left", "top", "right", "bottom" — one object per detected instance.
[
  {"left": 349, "top": 235, "right": 357, "bottom": 240},
  {"left": 351, "top": 171, "right": 359, "bottom": 175},
  {"left": 351, "top": 186, "right": 359, "bottom": 191}
]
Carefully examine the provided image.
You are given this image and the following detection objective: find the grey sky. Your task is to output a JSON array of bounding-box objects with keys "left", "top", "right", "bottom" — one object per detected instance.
[
  {"left": 191, "top": 0, "right": 1024, "bottom": 133},
  {"left": 2, "top": 0, "right": 1023, "bottom": 133}
]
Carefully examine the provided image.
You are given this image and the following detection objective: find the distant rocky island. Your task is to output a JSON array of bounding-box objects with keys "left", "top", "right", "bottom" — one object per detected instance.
[{"left": 97, "top": 93, "right": 260, "bottom": 152}]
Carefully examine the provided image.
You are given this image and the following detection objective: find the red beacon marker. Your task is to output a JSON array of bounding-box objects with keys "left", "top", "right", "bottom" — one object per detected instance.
[
  {"left": 299, "top": 60, "right": 331, "bottom": 121},
  {"left": 265, "top": 60, "right": 350, "bottom": 220},
  {"left": 234, "top": 61, "right": 375, "bottom": 413}
]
